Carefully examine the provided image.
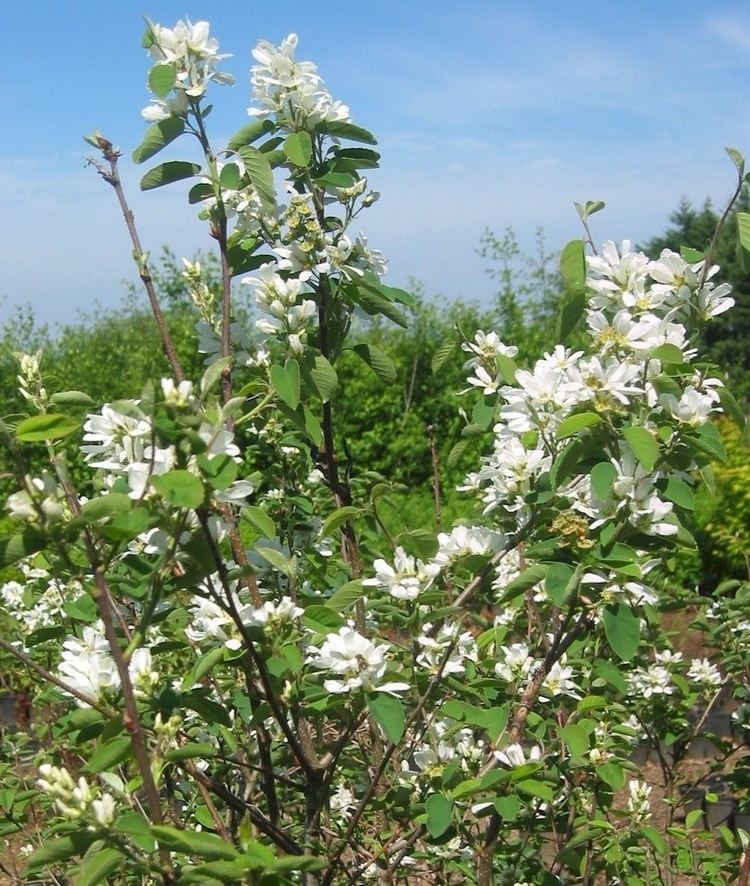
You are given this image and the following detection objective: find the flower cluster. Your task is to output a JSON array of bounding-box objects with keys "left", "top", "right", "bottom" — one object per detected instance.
[
  {"left": 142, "top": 19, "right": 234, "bottom": 121},
  {"left": 306, "top": 626, "right": 409, "bottom": 695},
  {"left": 37, "top": 764, "right": 116, "bottom": 828},
  {"left": 249, "top": 33, "right": 350, "bottom": 128}
]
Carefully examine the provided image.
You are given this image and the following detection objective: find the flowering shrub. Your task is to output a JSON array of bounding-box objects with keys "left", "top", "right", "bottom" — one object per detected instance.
[{"left": 2, "top": 17, "right": 750, "bottom": 886}]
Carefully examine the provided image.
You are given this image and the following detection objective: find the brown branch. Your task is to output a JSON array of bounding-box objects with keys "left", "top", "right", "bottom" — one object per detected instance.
[
  {"left": 321, "top": 621, "right": 476, "bottom": 885},
  {"left": 87, "top": 137, "right": 185, "bottom": 382},
  {"left": 196, "top": 511, "right": 318, "bottom": 777},
  {"left": 475, "top": 611, "right": 592, "bottom": 885}
]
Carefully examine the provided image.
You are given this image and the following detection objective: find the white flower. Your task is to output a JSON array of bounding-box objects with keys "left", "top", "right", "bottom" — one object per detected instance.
[
  {"left": 161, "top": 377, "right": 195, "bottom": 407},
  {"left": 416, "top": 624, "right": 477, "bottom": 676},
  {"left": 540, "top": 657, "right": 579, "bottom": 701},
  {"left": 462, "top": 331, "right": 519, "bottom": 366},
  {"left": 7, "top": 474, "right": 64, "bottom": 523},
  {"left": 91, "top": 793, "right": 116, "bottom": 827},
  {"left": 495, "top": 642, "right": 535, "bottom": 684},
  {"left": 494, "top": 742, "right": 541, "bottom": 768},
  {"left": 329, "top": 784, "right": 355, "bottom": 821},
  {"left": 249, "top": 33, "right": 350, "bottom": 127},
  {"left": 306, "top": 627, "right": 408, "bottom": 695},
  {"left": 58, "top": 623, "right": 120, "bottom": 706},
  {"left": 627, "top": 664, "right": 673, "bottom": 698},
  {"left": 129, "top": 647, "right": 159, "bottom": 696},
  {"left": 146, "top": 18, "right": 234, "bottom": 100},
  {"left": 626, "top": 779, "right": 652, "bottom": 823},
  {"left": 686, "top": 658, "right": 722, "bottom": 687},
  {"left": 363, "top": 546, "right": 439, "bottom": 601},
  {"left": 433, "top": 526, "right": 505, "bottom": 568}
]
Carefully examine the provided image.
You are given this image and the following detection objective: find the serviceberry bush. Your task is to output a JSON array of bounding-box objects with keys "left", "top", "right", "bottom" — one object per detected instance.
[{"left": 2, "top": 17, "right": 750, "bottom": 886}]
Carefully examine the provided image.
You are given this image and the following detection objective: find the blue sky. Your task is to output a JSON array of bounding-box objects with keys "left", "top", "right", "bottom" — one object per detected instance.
[{"left": 3, "top": 0, "right": 750, "bottom": 325}]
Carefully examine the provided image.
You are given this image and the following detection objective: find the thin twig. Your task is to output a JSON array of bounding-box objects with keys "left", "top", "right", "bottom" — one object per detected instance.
[{"left": 87, "top": 137, "right": 185, "bottom": 382}]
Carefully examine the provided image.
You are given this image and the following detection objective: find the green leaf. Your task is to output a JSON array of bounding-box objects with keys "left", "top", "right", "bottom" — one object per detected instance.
[
  {"left": 517, "top": 779, "right": 555, "bottom": 802},
  {"left": 694, "top": 421, "right": 727, "bottom": 461},
  {"left": 558, "top": 291, "right": 586, "bottom": 342},
  {"left": 493, "top": 794, "right": 521, "bottom": 822},
  {"left": 602, "top": 603, "right": 640, "bottom": 662},
  {"left": 680, "top": 246, "right": 705, "bottom": 263},
  {"left": 268, "top": 857, "right": 325, "bottom": 874},
  {"left": 316, "top": 171, "right": 356, "bottom": 188},
  {"left": 270, "top": 360, "right": 301, "bottom": 410},
  {"left": 219, "top": 162, "right": 241, "bottom": 190},
  {"left": 141, "top": 161, "right": 200, "bottom": 191},
  {"left": 102, "top": 507, "right": 153, "bottom": 542},
  {"left": 183, "top": 646, "right": 226, "bottom": 690},
  {"left": 310, "top": 355, "right": 338, "bottom": 402},
  {"left": 0, "top": 527, "right": 46, "bottom": 567},
  {"left": 557, "top": 412, "right": 601, "bottom": 439},
  {"left": 26, "top": 832, "right": 97, "bottom": 871},
  {"left": 351, "top": 342, "right": 397, "bottom": 384},
  {"left": 326, "top": 580, "right": 365, "bottom": 610},
  {"left": 447, "top": 438, "right": 471, "bottom": 470},
  {"left": 598, "top": 761, "right": 626, "bottom": 790},
  {"left": 151, "top": 825, "right": 239, "bottom": 860},
  {"left": 591, "top": 461, "right": 616, "bottom": 499},
  {"left": 738, "top": 212, "right": 750, "bottom": 271},
  {"left": 425, "top": 793, "right": 454, "bottom": 837},
  {"left": 726, "top": 145, "right": 745, "bottom": 176},
  {"left": 367, "top": 693, "right": 405, "bottom": 744},
  {"left": 560, "top": 239, "right": 586, "bottom": 291},
  {"left": 16, "top": 412, "right": 80, "bottom": 442},
  {"left": 237, "top": 146, "right": 276, "bottom": 212},
  {"left": 75, "top": 847, "right": 125, "bottom": 886},
  {"left": 201, "top": 356, "right": 233, "bottom": 395},
  {"left": 69, "top": 494, "right": 131, "bottom": 528},
  {"left": 641, "top": 824, "right": 667, "bottom": 855},
  {"left": 149, "top": 63, "right": 177, "bottom": 99},
  {"left": 561, "top": 723, "right": 589, "bottom": 758},
  {"left": 650, "top": 343, "right": 686, "bottom": 364},
  {"left": 623, "top": 426, "right": 659, "bottom": 472},
  {"left": 431, "top": 340, "right": 456, "bottom": 374},
  {"left": 497, "top": 564, "right": 548, "bottom": 604},
  {"left": 497, "top": 353, "right": 517, "bottom": 385},
  {"left": 719, "top": 386, "right": 746, "bottom": 431},
  {"left": 241, "top": 505, "right": 276, "bottom": 539},
  {"left": 197, "top": 454, "right": 238, "bottom": 492},
  {"left": 152, "top": 470, "right": 204, "bottom": 509},
  {"left": 276, "top": 402, "right": 323, "bottom": 446},
  {"left": 662, "top": 477, "right": 694, "bottom": 510},
  {"left": 545, "top": 562, "right": 575, "bottom": 606},
  {"left": 549, "top": 438, "right": 583, "bottom": 488},
  {"left": 49, "top": 390, "right": 95, "bottom": 407},
  {"left": 183, "top": 693, "right": 231, "bottom": 727},
  {"left": 227, "top": 119, "right": 275, "bottom": 153},
  {"left": 347, "top": 278, "right": 408, "bottom": 328},
  {"left": 320, "top": 506, "right": 359, "bottom": 538},
  {"left": 575, "top": 199, "right": 605, "bottom": 220},
  {"left": 165, "top": 743, "right": 219, "bottom": 762},
  {"left": 316, "top": 120, "right": 377, "bottom": 145},
  {"left": 188, "top": 182, "right": 215, "bottom": 204},
  {"left": 179, "top": 861, "right": 255, "bottom": 883},
  {"left": 256, "top": 545, "right": 295, "bottom": 576},
  {"left": 132, "top": 116, "right": 185, "bottom": 164},
  {"left": 302, "top": 604, "right": 344, "bottom": 634},
  {"left": 284, "top": 131, "right": 313, "bottom": 166},
  {"left": 85, "top": 736, "right": 133, "bottom": 773}
]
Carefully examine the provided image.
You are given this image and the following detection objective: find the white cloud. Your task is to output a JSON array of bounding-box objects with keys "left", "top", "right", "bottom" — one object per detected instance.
[{"left": 706, "top": 12, "right": 750, "bottom": 53}]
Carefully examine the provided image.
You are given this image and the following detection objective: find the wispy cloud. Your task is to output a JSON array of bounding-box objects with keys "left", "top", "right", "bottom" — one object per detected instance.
[{"left": 706, "top": 12, "right": 750, "bottom": 53}]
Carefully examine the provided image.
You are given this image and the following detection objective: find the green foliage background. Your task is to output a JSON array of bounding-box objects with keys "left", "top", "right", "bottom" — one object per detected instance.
[{"left": 2, "top": 204, "right": 749, "bottom": 592}]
